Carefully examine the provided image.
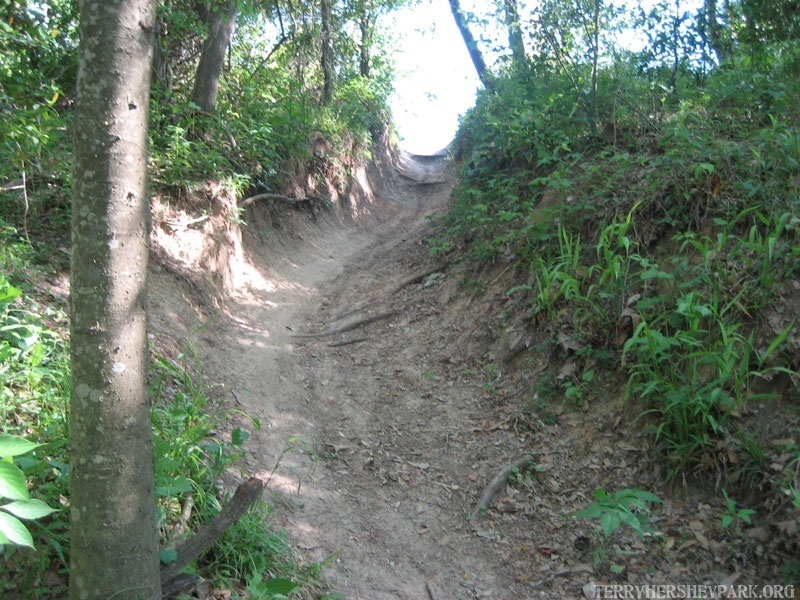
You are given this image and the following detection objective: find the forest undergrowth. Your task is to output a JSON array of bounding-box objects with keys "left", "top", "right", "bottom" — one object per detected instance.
[{"left": 0, "top": 2, "right": 389, "bottom": 595}]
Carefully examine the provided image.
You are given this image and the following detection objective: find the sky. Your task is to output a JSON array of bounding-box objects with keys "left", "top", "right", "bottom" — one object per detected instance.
[
  {"left": 382, "top": 0, "right": 483, "bottom": 155},
  {"left": 382, "top": 0, "right": 704, "bottom": 155}
]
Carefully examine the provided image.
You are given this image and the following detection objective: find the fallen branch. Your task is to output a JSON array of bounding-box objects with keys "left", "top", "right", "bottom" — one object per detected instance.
[
  {"left": 388, "top": 266, "right": 444, "bottom": 295},
  {"left": 160, "top": 476, "right": 266, "bottom": 589},
  {"left": 291, "top": 310, "right": 398, "bottom": 338},
  {"left": 426, "top": 581, "right": 441, "bottom": 600},
  {"left": 328, "top": 336, "right": 369, "bottom": 348},
  {"left": 170, "top": 494, "right": 194, "bottom": 541},
  {"left": 239, "top": 192, "right": 329, "bottom": 208},
  {"left": 470, "top": 455, "right": 534, "bottom": 523}
]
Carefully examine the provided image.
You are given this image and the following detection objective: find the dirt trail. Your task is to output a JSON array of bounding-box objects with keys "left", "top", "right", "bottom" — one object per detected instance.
[
  {"left": 158, "top": 149, "right": 787, "bottom": 599},
  {"left": 189, "top": 152, "right": 541, "bottom": 599}
]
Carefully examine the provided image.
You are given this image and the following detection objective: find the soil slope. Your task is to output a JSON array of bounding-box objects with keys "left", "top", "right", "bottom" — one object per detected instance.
[{"left": 150, "top": 152, "right": 792, "bottom": 599}]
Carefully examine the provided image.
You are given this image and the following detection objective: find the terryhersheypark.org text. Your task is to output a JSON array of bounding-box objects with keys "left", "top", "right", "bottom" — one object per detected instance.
[{"left": 591, "top": 584, "right": 795, "bottom": 599}]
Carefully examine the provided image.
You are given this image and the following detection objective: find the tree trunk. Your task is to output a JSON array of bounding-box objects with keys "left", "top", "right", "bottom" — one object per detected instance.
[
  {"left": 359, "top": 7, "right": 372, "bottom": 78},
  {"left": 589, "top": 0, "right": 601, "bottom": 132},
  {"left": 703, "top": 0, "right": 728, "bottom": 63},
  {"left": 70, "top": 0, "right": 160, "bottom": 598},
  {"left": 448, "top": 0, "right": 494, "bottom": 90},
  {"left": 503, "top": 0, "right": 526, "bottom": 66},
  {"left": 321, "top": 0, "right": 334, "bottom": 103},
  {"left": 192, "top": 0, "right": 239, "bottom": 113}
]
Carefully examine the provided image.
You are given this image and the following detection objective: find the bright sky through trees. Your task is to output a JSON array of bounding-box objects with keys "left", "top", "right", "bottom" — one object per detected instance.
[
  {"left": 385, "top": 0, "right": 481, "bottom": 154},
  {"left": 385, "top": 0, "right": 703, "bottom": 155}
]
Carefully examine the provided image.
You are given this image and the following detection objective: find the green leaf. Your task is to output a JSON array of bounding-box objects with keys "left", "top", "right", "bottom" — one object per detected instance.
[
  {"left": 600, "top": 511, "right": 621, "bottom": 537},
  {"left": 574, "top": 504, "right": 604, "bottom": 519},
  {"left": 159, "top": 548, "right": 178, "bottom": 565},
  {"left": 0, "top": 277, "right": 22, "bottom": 306},
  {"left": 155, "top": 476, "right": 193, "bottom": 498},
  {"left": 0, "top": 512, "right": 34, "bottom": 548},
  {"left": 0, "top": 434, "right": 40, "bottom": 457},
  {"left": 721, "top": 514, "right": 733, "bottom": 528},
  {"left": 231, "top": 427, "right": 250, "bottom": 446},
  {"left": 0, "top": 462, "right": 29, "bottom": 500},
  {"left": 262, "top": 578, "right": 299, "bottom": 594},
  {"left": 1, "top": 498, "right": 56, "bottom": 520}
]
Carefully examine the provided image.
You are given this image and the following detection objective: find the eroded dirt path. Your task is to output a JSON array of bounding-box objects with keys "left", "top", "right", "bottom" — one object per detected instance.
[
  {"left": 180, "top": 150, "right": 787, "bottom": 600},
  {"left": 192, "top": 153, "right": 541, "bottom": 599}
]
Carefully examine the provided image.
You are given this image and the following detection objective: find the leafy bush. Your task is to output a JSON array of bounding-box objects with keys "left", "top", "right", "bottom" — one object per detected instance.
[{"left": 0, "top": 434, "right": 57, "bottom": 549}]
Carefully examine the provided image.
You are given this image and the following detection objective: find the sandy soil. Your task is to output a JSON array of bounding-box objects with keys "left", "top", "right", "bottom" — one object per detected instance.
[{"left": 150, "top": 152, "right": 795, "bottom": 599}]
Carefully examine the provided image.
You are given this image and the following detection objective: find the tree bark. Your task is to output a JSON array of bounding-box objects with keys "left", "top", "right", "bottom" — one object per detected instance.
[
  {"left": 160, "top": 477, "right": 267, "bottom": 588},
  {"left": 70, "top": 0, "right": 159, "bottom": 599},
  {"left": 702, "top": 0, "right": 728, "bottom": 63},
  {"left": 503, "top": 0, "right": 526, "bottom": 66},
  {"left": 321, "top": 0, "right": 334, "bottom": 103},
  {"left": 359, "top": 6, "right": 372, "bottom": 77},
  {"left": 192, "top": 0, "right": 239, "bottom": 112},
  {"left": 589, "top": 0, "right": 601, "bottom": 133},
  {"left": 448, "top": 0, "right": 494, "bottom": 90}
]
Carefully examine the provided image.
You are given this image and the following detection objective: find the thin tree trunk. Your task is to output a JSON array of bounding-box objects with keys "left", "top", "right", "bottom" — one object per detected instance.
[
  {"left": 503, "top": 0, "right": 525, "bottom": 66},
  {"left": 703, "top": 0, "right": 728, "bottom": 63},
  {"left": 359, "top": 8, "right": 371, "bottom": 77},
  {"left": 590, "top": 0, "right": 601, "bottom": 132},
  {"left": 70, "top": 0, "right": 160, "bottom": 598},
  {"left": 321, "top": 0, "right": 334, "bottom": 103},
  {"left": 192, "top": 0, "right": 239, "bottom": 112},
  {"left": 448, "top": 0, "right": 494, "bottom": 90}
]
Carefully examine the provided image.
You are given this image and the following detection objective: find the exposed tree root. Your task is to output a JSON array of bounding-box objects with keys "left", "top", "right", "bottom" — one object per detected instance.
[
  {"left": 239, "top": 192, "right": 329, "bottom": 208},
  {"left": 388, "top": 266, "right": 444, "bottom": 295},
  {"left": 328, "top": 336, "right": 370, "bottom": 347},
  {"left": 291, "top": 309, "right": 398, "bottom": 338},
  {"left": 470, "top": 455, "right": 534, "bottom": 523}
]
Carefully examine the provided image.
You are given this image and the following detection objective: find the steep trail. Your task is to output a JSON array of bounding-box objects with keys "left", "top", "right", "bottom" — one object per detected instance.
[
  {"left": 169, "top": 150, "right": 775, "bottom": 599},
  {"left": 193, "top": 153, "right": 533, "bottom": 599}
]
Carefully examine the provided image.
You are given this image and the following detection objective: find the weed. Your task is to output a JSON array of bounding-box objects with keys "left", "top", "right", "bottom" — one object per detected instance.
[
  {"left": 720, "top": 489, "right": 756, "bottom": 530},
  {"left": 574, "top": 488, "right": 662, "bottom": 562}
]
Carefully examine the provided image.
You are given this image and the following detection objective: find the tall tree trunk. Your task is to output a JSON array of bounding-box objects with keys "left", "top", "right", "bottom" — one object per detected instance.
[
  {"left": 321, "top": 0, "right": 334, "bottom": 103},
  {"left": 70, "top": 0, "right": 159, "bottom": 598},
  {"left": 589, "top": 0, "right": 601, "bottom": 132},
  {"left": 503, "top": 0, "right": 526, "bottom": 66},
  {"left": 359, "top": 6, "right": 372, "bottom": 78},
  {"left": 192, "top": 0, "right": 239, "bottom": 112},
  {"left": 703, "top": 0, "right": 728, "bottom": 63},
  {"left": 448, "top": 0, "right": 494, "bottom": 90}
]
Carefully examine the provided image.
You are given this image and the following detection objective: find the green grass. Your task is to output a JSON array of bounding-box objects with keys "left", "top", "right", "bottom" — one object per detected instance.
[{"left": 433, "top": 53, "right": 800, "bottom": 490}]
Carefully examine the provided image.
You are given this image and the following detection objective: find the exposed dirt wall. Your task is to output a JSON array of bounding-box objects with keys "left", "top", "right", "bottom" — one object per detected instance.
[{"left": 147, "top": 129, "right": 397, "bottom": 356}]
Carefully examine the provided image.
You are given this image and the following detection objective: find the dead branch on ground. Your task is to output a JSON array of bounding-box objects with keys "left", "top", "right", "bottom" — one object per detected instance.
[
  {"left": 470, "top": 455, "right": 534, "bottom": 523},
  {"left": 291, "top": 310, "right": 398, "bottom": 338},
  {"left": 239, "top": 192, "right": 329, "bottom": 208},
  {"left": 328, "top": 337, "right": 370, "bottom": 348}
]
